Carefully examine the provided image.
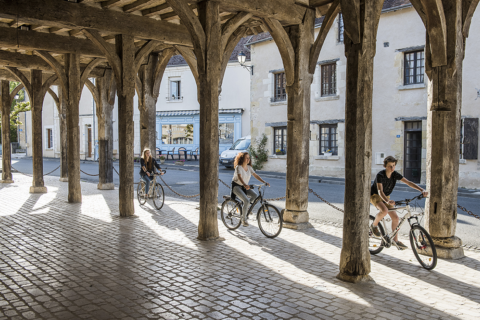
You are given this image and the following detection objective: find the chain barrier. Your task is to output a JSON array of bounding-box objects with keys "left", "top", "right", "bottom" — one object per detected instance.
[
  {"left": 158, "top": 175, "right": 200, "bottom": 198},
  {"left": 457, "top": 204, "right": 480, "bottom": 220},
  {"left": 113, "top": 166, "right": 119, "bottom": 176},
  {"left": 11, "top": 165, "right": 60, "bottom": 177},
  {"left": 80, "top": 169, "right": 99, "bottom": 177},
  {"left": 308, "top": 188, "right": 345, "bottom": 213},
  {"left": 217, "top": 178, "right": 286, "bottom": 201}
]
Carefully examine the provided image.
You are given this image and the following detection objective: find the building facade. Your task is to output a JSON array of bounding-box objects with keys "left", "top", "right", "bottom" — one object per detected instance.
[{"left": 248, "top": 2, "right": 480, "bottom": 188}]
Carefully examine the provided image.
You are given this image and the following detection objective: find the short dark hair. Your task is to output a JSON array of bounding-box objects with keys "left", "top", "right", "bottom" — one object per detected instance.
[{"left": 383, "top": 156, "right": 398, "bottom": 167}]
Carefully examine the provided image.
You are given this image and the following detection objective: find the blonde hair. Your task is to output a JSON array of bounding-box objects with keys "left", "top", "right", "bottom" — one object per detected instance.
[{"left": 141, "top": 148, "right": 151, "bottom": 160}]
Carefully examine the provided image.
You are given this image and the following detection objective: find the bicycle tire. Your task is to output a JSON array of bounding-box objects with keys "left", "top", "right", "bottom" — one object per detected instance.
[
  {"left": 257, "top": 204, "right": 283, "bottom": 238},
  {"left": 409, "top": 225, "right": 437, "bottom": 270},
  {"left": 137, "top": 181, "right": 147, "bottom": 205},
  {"left": 153, "top": 183, "right": 165, "bottom": 210},
  {"left": 221, "top": 199, "right": 242, "bottom": 230},
  {"left": 368, "top": 215, "right": 385, "bottom": 255}
]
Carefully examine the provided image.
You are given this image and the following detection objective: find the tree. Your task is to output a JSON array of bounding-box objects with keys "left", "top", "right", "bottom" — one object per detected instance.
[{"left": 0, "top": 81, "right": 30, "bottom": 143}]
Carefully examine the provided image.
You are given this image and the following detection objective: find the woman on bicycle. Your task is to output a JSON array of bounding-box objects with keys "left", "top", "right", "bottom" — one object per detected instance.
[
  {"left": 140, "top": 148, "right": 163, "bottom": 198},
  {"left": 231, "top": 152, "right": 269, "bottom": 226}
]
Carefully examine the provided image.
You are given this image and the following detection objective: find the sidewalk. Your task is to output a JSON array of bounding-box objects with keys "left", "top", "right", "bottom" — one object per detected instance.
[{"left": 1, "top": 174, "right": 480, "bottom": 319}]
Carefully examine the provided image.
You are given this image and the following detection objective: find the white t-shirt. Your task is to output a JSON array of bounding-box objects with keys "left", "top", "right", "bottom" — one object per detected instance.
[{"left": 232, "top": 165, "right": 255, "bottom": 185}]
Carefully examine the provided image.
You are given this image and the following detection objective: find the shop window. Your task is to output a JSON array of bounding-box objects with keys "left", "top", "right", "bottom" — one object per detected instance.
[
  {"left": 321, "top": 63, "right": 337, "bottom": 96},
  {"left": 319, "top": 124, "right": 338, "bottom": 155},
  {"left": 338, "top": 13, "right": 344, "bottom": 43},
  {"left": 170, "top": 79, "right": 181, "bottom": 100},
  {"left": 162, "top": 124, "right": 193, "bottom": 144},
  {"left": 461, "top": 118, "right": 479, "bottom": 160},
  {"left": 274, "top": 127, "right": 287, "bottom": 155},
  {"left": 274, "top": 72, "right": 286, "bottom": 102},
  {"left": 404, "top": 51, "right": 424, "bottom": 85},
  {"left": 219, "top": 123, "right": 234, "bottom": 145}
]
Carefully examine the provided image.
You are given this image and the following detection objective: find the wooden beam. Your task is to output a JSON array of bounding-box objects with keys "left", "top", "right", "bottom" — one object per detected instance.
[
  {"left": 216, "top": 0, "right": 306, "bottom": 25},
  {"left": 0, "top": 27, "right": 109, "bottom": 57},
  {"left": 141, "top": 3, "right": 170, "bottom": 17},
  {"left": 35, "top": 51, "right": 68, "bottom": 95},
  {"left": 309, "top": 0, "right": 332, "bottom": 7},
  {"left": 221, "top": 12, "right": 253, "bottom": 51},
  {"left": 134, "top": 41, "right": 161, "bottom": 72},
  {"left": 0, "top": 0, "right": 192, "bottom": 46},
  {"left": 340, "top": 0, "right": 361, "bottom": 44},
  {"left": 152, "top": 48, "right": 175, "bottom": 98},
  {"left": 124, "top": 0, "right": 152, "bottom": 13},
  {"left": 463, "top": 0, "right": 480, "bottom": 38}
]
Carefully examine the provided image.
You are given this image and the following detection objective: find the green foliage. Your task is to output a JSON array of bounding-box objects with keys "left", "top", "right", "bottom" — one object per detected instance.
[
  {"left": 248, "top": 133, "right": 269, "bottom": 171},
  {"left": 0, "top": 81, "right": 30, "bottom": 143}
]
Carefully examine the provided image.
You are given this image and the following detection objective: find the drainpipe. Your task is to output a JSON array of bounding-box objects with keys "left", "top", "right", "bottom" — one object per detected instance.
[{"left": 92, "top": 78, "right": 97, "bottom": 161}]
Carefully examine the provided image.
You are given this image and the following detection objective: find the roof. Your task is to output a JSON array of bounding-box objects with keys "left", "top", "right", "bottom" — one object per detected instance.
[
  {"left": 167, "top": 36, "right": 252, "bottom": 67},
  {"left": 246, "top": 0, "right": 413, "bottom": 46},
  {"left": 157, "top": 108, "right": 244, "bottom": 116}
]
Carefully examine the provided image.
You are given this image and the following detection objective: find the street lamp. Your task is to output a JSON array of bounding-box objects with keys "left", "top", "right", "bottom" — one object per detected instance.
[{"left": 237, "top": 52, "right": 253, "bottom": 75}]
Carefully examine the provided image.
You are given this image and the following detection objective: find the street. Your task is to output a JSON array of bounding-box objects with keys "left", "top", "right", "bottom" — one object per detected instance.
[{"left": 5, "top": 156, "right": 480, "bottom": 248}]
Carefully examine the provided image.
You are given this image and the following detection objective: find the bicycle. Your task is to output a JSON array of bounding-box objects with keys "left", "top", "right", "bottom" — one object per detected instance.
[
  {"left": 221, "top": 184, "right": 283, "bottom": 238},
  {"left": 368, "top": 194, "right": 437, "bottom": 270},
  {"left": 137, "top": 170, "right": 166, "bottom": 210}
]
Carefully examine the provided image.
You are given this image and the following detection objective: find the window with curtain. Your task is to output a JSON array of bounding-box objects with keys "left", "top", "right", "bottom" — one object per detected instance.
[
  {"left": 404, "top": 51, "right": 425, "bottom": 85},
  {"left": 274, "top": 72, "right": 286, "bottom": 101},
  {"left": 170, "top": 80, "right": 181, "bottom": 100},
  {"left": 274, "top": 127, "right": 287, "bottom": 155},
  {"left": 319, "top": 124, "right": 338, "bottom": 155}
]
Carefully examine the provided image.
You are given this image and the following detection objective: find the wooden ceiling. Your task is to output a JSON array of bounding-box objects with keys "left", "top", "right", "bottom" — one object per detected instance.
[{"left": 0, "top": 0, "right": 334, "bottom": 79}]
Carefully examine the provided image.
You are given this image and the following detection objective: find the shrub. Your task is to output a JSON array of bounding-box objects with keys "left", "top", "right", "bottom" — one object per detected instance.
[{"left": 248, "top": 133, "right": 269, "bottom": 171}]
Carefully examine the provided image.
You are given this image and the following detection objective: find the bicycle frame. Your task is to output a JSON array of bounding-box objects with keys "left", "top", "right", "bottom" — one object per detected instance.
[
  {"left": 244, "top": 185, "right": 269, "bottom": 218},
  {"left": 378, "top": 204, "right": 422, "bottom": 248}
]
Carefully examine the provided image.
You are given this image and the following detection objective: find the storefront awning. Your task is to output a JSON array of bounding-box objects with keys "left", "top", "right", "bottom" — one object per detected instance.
[{"left": 157, "top": 108, "right": 243, "bottom": 117}]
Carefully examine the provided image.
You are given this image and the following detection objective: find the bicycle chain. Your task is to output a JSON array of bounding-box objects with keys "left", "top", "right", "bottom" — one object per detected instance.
[{"left": 457, "top": 204, "right": 480, "bottom": 220}]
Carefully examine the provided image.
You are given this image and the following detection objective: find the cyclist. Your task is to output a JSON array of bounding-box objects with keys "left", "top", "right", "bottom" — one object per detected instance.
[
  {"left": 140, "top": 148, "right": 163, "bottom": 199},
  {"left": 231, "top": 152, "right": 270, "bottom": 227},
  {"left": 370, "top": 155, "right": 428, "bottom": 250}
]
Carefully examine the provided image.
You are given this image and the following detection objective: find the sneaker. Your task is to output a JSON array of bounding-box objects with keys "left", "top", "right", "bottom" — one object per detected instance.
[
  {"left": 394, "top": 241, "right": 408, "bottom": 250},
  {"left": 371, "top": 224, "right": 381, "bottom": 237},
  {"left": 242, "top": 220, "right": 249, "bottom": 227}
]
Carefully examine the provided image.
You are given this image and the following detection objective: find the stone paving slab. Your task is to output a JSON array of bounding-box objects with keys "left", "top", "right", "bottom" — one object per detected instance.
[{"left": 1, "top": 174, "right": 480, "bottom": 320}]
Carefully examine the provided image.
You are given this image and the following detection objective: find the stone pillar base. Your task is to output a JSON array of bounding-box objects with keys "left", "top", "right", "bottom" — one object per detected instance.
[
  {"left": 0, "top": 179, "right": 14, "bottom": 183},
  {"left": 431, "top": 236, "right": 465, "bottom": 259},
  {"left": 336, "top": 272, "right": 374, "bottom": 284},
  {"left": 59, "top": 177, "right": 68, "bottom": 182},
  {"left": 97, "top": 183, "right": 115, "bottom": 190},
  {"left": 282, "top": 209, "right": 313, "bottom": 230},
  {"left": 30, "top": 186, "right": 47, "bottom": 193}
]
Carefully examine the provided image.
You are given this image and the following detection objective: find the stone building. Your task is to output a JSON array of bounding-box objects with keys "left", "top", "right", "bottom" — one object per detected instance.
[{"left": 248, "top": 1, "right": 480, "bottom": 188}]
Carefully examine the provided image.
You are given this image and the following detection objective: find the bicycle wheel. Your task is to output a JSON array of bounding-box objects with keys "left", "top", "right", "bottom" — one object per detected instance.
[
  {"left": 368, "top": 215, "right": 385, "bottom": 255},
  {"left": 221, "top": 199, "right": 242, "bottom": 230},
  {"left": 137, "top": 181, "right": 147, "bottom": 205},
  {"left": 257, "top": 204, "right": 282, "bottom": 238},
  {"left": 153, "top": 183, "right": 165, "bottom": 210},
  {"left": 409, "top": 225, "right": 437, "bottom": 270}
]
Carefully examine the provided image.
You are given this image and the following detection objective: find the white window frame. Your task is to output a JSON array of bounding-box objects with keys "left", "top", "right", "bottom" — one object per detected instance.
[{"left": 168, "top": 77, "right": 182, "bottom": 102}]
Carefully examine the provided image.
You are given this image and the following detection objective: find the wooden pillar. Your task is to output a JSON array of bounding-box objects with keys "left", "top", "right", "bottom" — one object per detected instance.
[
  {"left": 337, "top": 0, "right": 384, "bottom": 283},
  {"left": 1, "top": 80, "right": 13, "bottom": 183},
  {"left": 138, "top": 55, "right": 158, "bottom": 156},
  {"left": 30, "top": 69, "right": 47, "bottom": 193},
  {"left": 281, "top": 10, "right": 315, "bottom": 230},
  {"left": 96, "top": 71, "right": 115, "bottom": 190},
  {"left": 65, "top": 54, "right": 82, "bottom": 203},
  {"left": 422, "top": 0, "right": 476, "bottom": 259},
  {"left": 116, "top": 34, "right": 136, "bottom": 216},
  {"left": 58, "top": 87, "right": 68, "bottom": 182}
]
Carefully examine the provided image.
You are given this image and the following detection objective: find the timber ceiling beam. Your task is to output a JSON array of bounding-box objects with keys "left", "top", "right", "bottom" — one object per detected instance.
[
  {"left": 309, "top": 0, "right": 333, "bottom": 7},
  {"left": 0, "top": 51, "right": 107, "bottom": 78},
  {"left": 463, "top": 0, "right": 480, "bottom": 37},
  {"left": 0, "top": 0, "right": 193, "bottom": 46},
  {"left": 215, "top": 0, "right": 307, "bottom": 25},
  {"left": 0, "top": 27, "right": 109, "bottom": 58}
]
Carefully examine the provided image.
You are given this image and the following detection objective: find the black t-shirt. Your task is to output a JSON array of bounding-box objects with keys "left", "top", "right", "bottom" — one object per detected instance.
[{"left": 371, "top": 170, "right": 403, "bottom": 196}]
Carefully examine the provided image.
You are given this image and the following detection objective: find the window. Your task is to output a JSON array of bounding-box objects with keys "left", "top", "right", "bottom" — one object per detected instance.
[
  {"left": 404, "top": 51, "right": 424, "bottom": 85},
  {"left": 461, "top": 118, "right": 479, "bottom": 160},
  {"left": 219, "top": 123, "right": 234, "bottom": 145},
  {"left": 274, "top": 127, "right": 287, "bottom": 155},
  {"left": 320, "top": 125, "right": 338, "bottom": 155},
  {"left": 170, "top": 79, "right": 181, "bottom": 100},
  {"left": 321, "top": 63, "right": 336, "bottom": 96},
  {"left": 46, "top": 128, "right": 53, "bottom": 149},
  {"left": 274, "top": 72, "right": 286, "bottom": 102},
  {"left": 162, "top": 124, "right": 193, "bottom": 144},
  {"left": 338, "top": 13, "right": 344, "bottom": 43}
]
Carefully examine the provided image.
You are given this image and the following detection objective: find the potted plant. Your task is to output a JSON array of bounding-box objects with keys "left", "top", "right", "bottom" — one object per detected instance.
[
  {"left": 275, "top": 148, "right": 285, "bottom": 155},
  {"left": 323, "top": 149, "right": 332, "bottom": 156},
  {"left": 159, "top": 155, "right": 166, "bottom": 164},
  {"left": 175, "top": 159, "right": 185, "bottom": 166}
]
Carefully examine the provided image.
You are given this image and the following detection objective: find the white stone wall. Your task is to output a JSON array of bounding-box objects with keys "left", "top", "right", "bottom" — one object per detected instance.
[{"left": 250, "top": 6, "right": 480, "bottom": 188}]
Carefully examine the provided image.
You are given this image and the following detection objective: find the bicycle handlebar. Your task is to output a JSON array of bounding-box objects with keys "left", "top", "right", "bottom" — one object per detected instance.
[{"left": 395, "top": 193, "right": 425, "bottom": 205}]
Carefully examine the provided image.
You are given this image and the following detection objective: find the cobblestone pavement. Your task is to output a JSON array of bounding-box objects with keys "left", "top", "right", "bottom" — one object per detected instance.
[{"left": 1, "top": 174, "right": 480, "bottom": 320}]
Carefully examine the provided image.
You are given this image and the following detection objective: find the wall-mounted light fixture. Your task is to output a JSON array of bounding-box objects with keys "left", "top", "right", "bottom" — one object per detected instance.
[{"left": 237, "top": 52, "right": 253, "bottom": 75}]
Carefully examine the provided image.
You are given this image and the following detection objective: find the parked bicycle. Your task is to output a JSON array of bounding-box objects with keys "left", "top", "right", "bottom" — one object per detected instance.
[
  {"left": 221, "top": 184, "right": 283, "bottom": 238},
  {"left": 368, "top": 194, "right": 437, "bottom": 270},
  {"left": 137, "top": 170, "right": 166, "bottom": 210}
]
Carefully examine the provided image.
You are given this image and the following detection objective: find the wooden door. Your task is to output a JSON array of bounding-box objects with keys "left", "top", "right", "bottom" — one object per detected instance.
[
  {"left": 87, "top": 127, "right": 92, "bottom": 158},
  {"left": 404, "top": 121, "right": 422, "bottom": 183}
]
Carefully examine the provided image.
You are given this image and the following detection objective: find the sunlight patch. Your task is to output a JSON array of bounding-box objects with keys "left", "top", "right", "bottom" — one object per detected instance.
[{"left": 80, "top": 194, "right": 112, "bottom": 222}]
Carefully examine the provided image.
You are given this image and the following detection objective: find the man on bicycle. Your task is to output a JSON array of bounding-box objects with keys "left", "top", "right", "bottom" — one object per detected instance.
[{"left": 370, "top": 156, "right": 428, "bottom": 250}]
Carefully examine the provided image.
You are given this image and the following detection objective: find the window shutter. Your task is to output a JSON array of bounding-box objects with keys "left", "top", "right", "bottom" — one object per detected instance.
[{"left": 464, "top": 118, "right": 479, "bottom": 160}]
